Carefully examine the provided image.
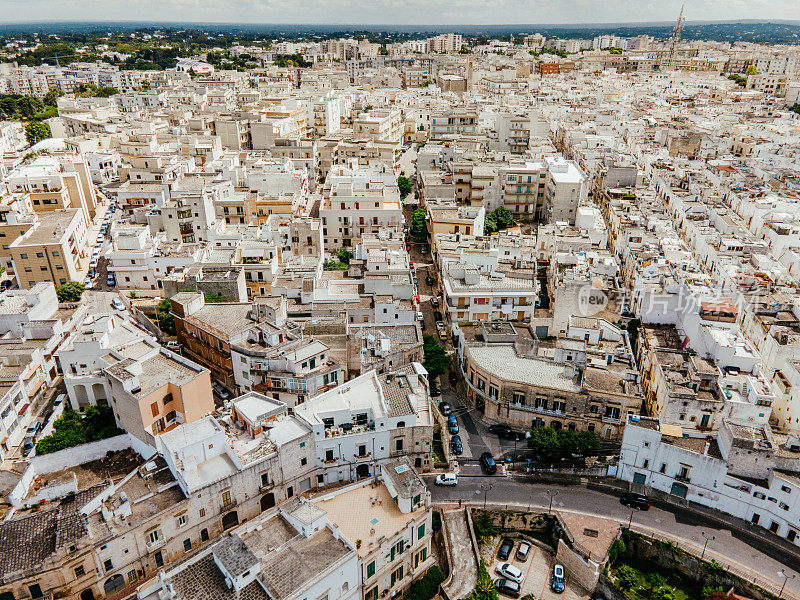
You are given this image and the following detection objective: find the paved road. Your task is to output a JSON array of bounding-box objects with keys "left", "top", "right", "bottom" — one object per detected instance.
[{"left": 424, "top": 475, "right": 800, "bottom": 598}]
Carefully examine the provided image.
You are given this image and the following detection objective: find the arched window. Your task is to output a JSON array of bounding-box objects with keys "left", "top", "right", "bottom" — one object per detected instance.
[{"left": 104, "top": 575, "right": 125, "bottom": 594}]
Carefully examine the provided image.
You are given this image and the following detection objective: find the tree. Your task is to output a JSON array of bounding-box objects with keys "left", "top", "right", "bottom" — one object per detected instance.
[
  {"left": 337, "top": 249, "right": 352, "bottom": 265},
  {"left": 470, "top": 561, "right": 498, "bottom": 600},
  {"left": 412, "top": 208, "right": 427, "bottom": 240},
  {"left": 745, "top": 64, "right": 758, "bottom": 75},
  {"left": 528, "top": 426, "right": 600, "bottom": 460},
  {"left": 43, "top": 88, "right": 63, "bottom": 107},
  {"left": 405, "top": 566, "right": 445, "bottom": 600},
  {"left": 615, "top": 565, "right": 643, "bottom": 591},
  {"left": 423, "top": 335, "right": 449, "bottom": 377},
  {"left": 379, "top": 46, "right": 389, "bottom": 56},
  {"left": 25, "top": 120, "right": 51, "bottom": 145},
  {"left": 397, "top": 175, "right": 413, "bottom": 200},
  {"left": 83, "top": 405, "right": 123, "bottom": 441},
  {"left": 56, "top": 281, "right": 86, "bottom": 302},
  {"left": 484, "top": 212, "right": 498, "bottom": 235},
  {"left": 492, "top": 207, "right": 514, "bottom": 229},
  {"left": 157, "top": 298, "right": 176, "bottom": 335}
]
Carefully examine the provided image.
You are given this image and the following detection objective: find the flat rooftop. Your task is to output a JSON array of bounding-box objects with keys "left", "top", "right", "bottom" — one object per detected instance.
[{"left": 314, "top": 481, "right": 425, "bottom": 559}]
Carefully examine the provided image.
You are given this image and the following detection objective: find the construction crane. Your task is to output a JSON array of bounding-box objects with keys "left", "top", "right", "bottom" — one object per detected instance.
[{"left": 668, "top": 4, "right": 686, "bottom": 69}]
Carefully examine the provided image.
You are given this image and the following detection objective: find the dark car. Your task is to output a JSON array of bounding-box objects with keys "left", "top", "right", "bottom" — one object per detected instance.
[
  {"left": 480, "top": 451, "right": 497, "bottom": 474},
  {"left": 426, "top": 276, "right": 435, "bottom": 286},
  {"left": 0, "top": 280, "right": 12, "bottom": 291},
  {"left": 439, "top": 402, "right": 452, "bottom": 416},
  {"left": 22, "top": 437, "right": 35, "bottom": 456},
  {"left": 497, "top": 538, "right": 514, "bottom": 560},
  {"left": 488, "top": 424, "right": 526, "bottom": 440},
  {"left": 496, "top": 579, "right": 521, "bottom": 598},
  {"left": 448, "top": 371, "right": 458, "bottom": 385},
  {"left": 620, "top": 492, "right": 651, "bottom": 511},
  {"left": 451, "top": 435, "right": 463, "bottom": 455},
  {"left": 434, "top": 311, "right": 443, "bottom": 322},
  {"left": 448, "top": 415, "right": 459, "bottom": 435}
]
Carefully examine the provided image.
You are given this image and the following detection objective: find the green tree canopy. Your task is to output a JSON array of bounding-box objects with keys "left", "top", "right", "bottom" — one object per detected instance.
[
  {"left": 412, "top": 208, "right": 427, "bottom": 240},
  {"left": 397, "top": 175, "right": 413, "bottom": 200},
  {"left": 157, "top": 298, "right": 176, "bottom": 335},
  {"left": 25, "top": 120, "right": 51, "bottom": 145},
  {"left": 423, "top": 334, "right": 449, "bottom": 377},
  {"left": 56, "top": 281, "right": 86, "bottom": 302},
  {"left": 528, "top": 426, "right": 600, "bottom": 460},
  {"left": 470, "top": 561, "right": 498, "bottom": 600}
]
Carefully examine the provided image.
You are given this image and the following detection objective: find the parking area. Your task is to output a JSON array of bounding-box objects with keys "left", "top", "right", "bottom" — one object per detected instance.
[{"left": 488, "top": 539, "right": 589, "bottom": 600}]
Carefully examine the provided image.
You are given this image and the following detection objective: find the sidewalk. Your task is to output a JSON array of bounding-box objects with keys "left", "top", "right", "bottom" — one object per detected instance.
[{"left": 441, "top": 509, "right": 478, "bottom": 600}]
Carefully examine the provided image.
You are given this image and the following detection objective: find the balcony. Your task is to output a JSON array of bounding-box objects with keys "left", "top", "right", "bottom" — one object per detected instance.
[
  {"left": 221, "top": 499, "right": 238, "bottom": 512},
  {"left": 259, "top": 482, "right": 274, "bottom": 493},
  {"left": 324, "top": 423, "right": 375, "bottom": 438},
  {"left": 674, "top": 474, "right": 691, "bottom": 484},
  {"left": 601, "top": 415, "right": 622, "bottom": 424}
]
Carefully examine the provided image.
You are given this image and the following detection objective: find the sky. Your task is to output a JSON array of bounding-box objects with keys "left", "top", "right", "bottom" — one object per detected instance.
[{"left": 0, "top": 0, "right": 799, "bottom": 25}]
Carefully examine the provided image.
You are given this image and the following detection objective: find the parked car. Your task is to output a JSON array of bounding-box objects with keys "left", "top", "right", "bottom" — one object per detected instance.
[
  {"left": 433, "top": 311, "right": 443, "bottom": 322},
  {"left": 450, "top": 435, "right": 463, "bottom": 455},
  {"left": 495, "top": 579, "right": 521, "bottom": 598},
  {"left": 495, "top": 563, "right": 524, "bottom": 583},
  {"left": 488, "top": 424, "right": 527, "bottom": 440},
  {"left": 435, "top": 473, "right": 458, "bottom": 486},
  {"left": 430, "top": 297, "right": 439, "bottom": 307},
  {"left": 416, "top": 311, "right": 425, "bottom": 321},
  {"left": 84, "top": 278, "right": 93, "bottom": 289},
  {"left": 620, "top": 492, "right": 651, "bottom": 511},
  {"left": 448, "top": 415, "right": 459, "bottom": 435},
  {"left": 107, "top": 272, "right": 116, "bottom": 286},
  {"left": 426, "top": 276, "right": 435, "bottom": 286},
  {"left": 516, "top": 541, "right": 532, "bottom": 562},
  {"left": 497, "top": 538, "right": 514, "bottom": 560},
  {"left": 439, "top": 402, "right": 452, "bottom": 416},
  {"left": 26, "top": 422, "right": 40, "bottom": 436},
  {"left": 111, "top": 298, "right": 125, "bottom": 311},
  {"left": 22, "top": 437, "right": 35, "bottom": 457},
  {"left": 0, "top": 280, "right": 12, "bottom": 291},
  {"left": 551, "top": 564, "right": 566, "bottom": 593},
  {"left": 480, "top": 451, "right": 497, "bottom": 474},
  {"left": 165, "top": 341, "right": 181, "bottom": 350}
]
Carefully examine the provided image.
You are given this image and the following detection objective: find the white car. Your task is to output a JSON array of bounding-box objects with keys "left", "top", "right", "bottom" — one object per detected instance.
[
  {"left": 165, "top": 341, "right": 181, "bottom": 350},
  {"left": 434, "top": 473, "right": 458, "bottom": 486},
  {"left": 416, "top": 311, "right": 424, "bottom": 321},
  {"left": 495, "top": 562, "right": 524, "bottom": 583},
  {"left": 111, "top": 298, "right": 125, "bottom": 311},
  {"left": 84, "top": 278, "right": 93, "bottom": 289}
]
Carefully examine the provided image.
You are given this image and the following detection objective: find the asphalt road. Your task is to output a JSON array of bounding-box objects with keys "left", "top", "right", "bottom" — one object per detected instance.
[{"left": 423, "top": 474, "right": 800, "bottom": 598}]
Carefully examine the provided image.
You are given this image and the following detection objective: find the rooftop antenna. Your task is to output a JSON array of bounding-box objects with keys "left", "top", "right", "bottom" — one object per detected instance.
[{"left": 668, "top": 4, "right": 686, "bottom": 70}]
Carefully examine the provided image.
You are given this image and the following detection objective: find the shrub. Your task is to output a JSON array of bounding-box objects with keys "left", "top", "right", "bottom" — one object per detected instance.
[
  {"left": 56, "top": 281, "right": 85, "bottom": 302},
  {"left": 405, "top": 565, "right": 445, "bottom": 600},
  {"left": 473, "top": 512, "right": 496, "bottom": 543},
  {"left": 615, "top": 564, "right": 643, "bottom": 591}
]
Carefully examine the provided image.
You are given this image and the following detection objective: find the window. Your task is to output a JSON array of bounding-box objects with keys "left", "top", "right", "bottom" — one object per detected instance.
[
  {"left": 221, "top": 490, "right": 232, "bottom": 506},
  {"left": 148, "top": 529, "right": 161, "bottom": 545},
  {"left": 301, "top": 457, "right": 307, "bottom": 466},
  {"left": 488, "top": 386, "right": 499, "bottom": 400},
  {"left": 782, "top": 485, "right": 792, "bottom": 493},
  {"left": 512, "top": 392, "right": 525, "bottom": 405},
  {"left": 366, "top": 587, "right": 379, "bottom": 600},
  {"left": 184, "top": 538, "right": 192, "bottom": 551},
  {"left": 29, "top": 585, "right": 43, "bottom": 599},
  {"left": 413, "top": 494, "right": 421, "bottom": 507},
  {"left": 417, "top": 523, "right": 425, "bottom": 539},
  {"left": 325, "top": 449, "right": 334, "bottom": 461},
  {"left": 660, "top": 463, "right": 666, "bottom": 473},
  {"left": 150, "top": 402, "right": 159, "bottom": 418},
  {"left": 391, "top": 565, "right": 404, "bottom": 586},
  {"left": 154, "top": 551, "right": 164, "bottom": 567},
  {"left": 535, "top": 397, "right": 548, "bottom": 410},
  {"left": 176, "top": 514, "right": 187, "bottom": 527},
  {"left": 199, "top": 508, "right": 206, "bottom": 518},
  {"left": 396, "top": 439, "right": 403, "bottom": 452},
  {"left": 642, "top": 459, "right": 649, "bottom": 469},
  {"left": 36, "top": 252, "right": 43, "bottom": 258},
  {"left": 367, "top": 561, "right": 376, "bottom": 578},
  {"left": 104, "top": 559, "right": 114, "bottom": 572},
  {"left": 477, "top": 378, "right": 485, "bottom": 392},
  {"left": 127, "top": 569, "right": 138, "bottom": 583},
  {"left": 74, "top": 565, "right": 86, "bottom": 577}
]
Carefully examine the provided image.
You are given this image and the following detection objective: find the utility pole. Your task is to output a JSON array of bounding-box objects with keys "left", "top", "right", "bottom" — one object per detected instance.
[{"left": 700, "top": 531, "right": 715, "bottom": 560}]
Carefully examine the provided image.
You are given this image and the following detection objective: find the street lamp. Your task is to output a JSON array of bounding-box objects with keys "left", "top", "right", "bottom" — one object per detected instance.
[
  {"left": 545, "top": 489, "right": 559, "bottom": 514},
  {"left": 779, "top": 569, "right": 797, "bottom": 599},
  {"left": 627, "top": 508, "right": 635, "bottom": 530},
  {"left": 481, "top": 483, "right": 493, "bottom": 510},
  {"left": 700, "top": 531, "right": 716, "bottom": 561}
]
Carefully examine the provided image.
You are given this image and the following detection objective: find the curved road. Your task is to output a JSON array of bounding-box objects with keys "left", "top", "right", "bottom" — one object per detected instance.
[{"left": 424, "top": 474, "right": 800, "bottom": 599}]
